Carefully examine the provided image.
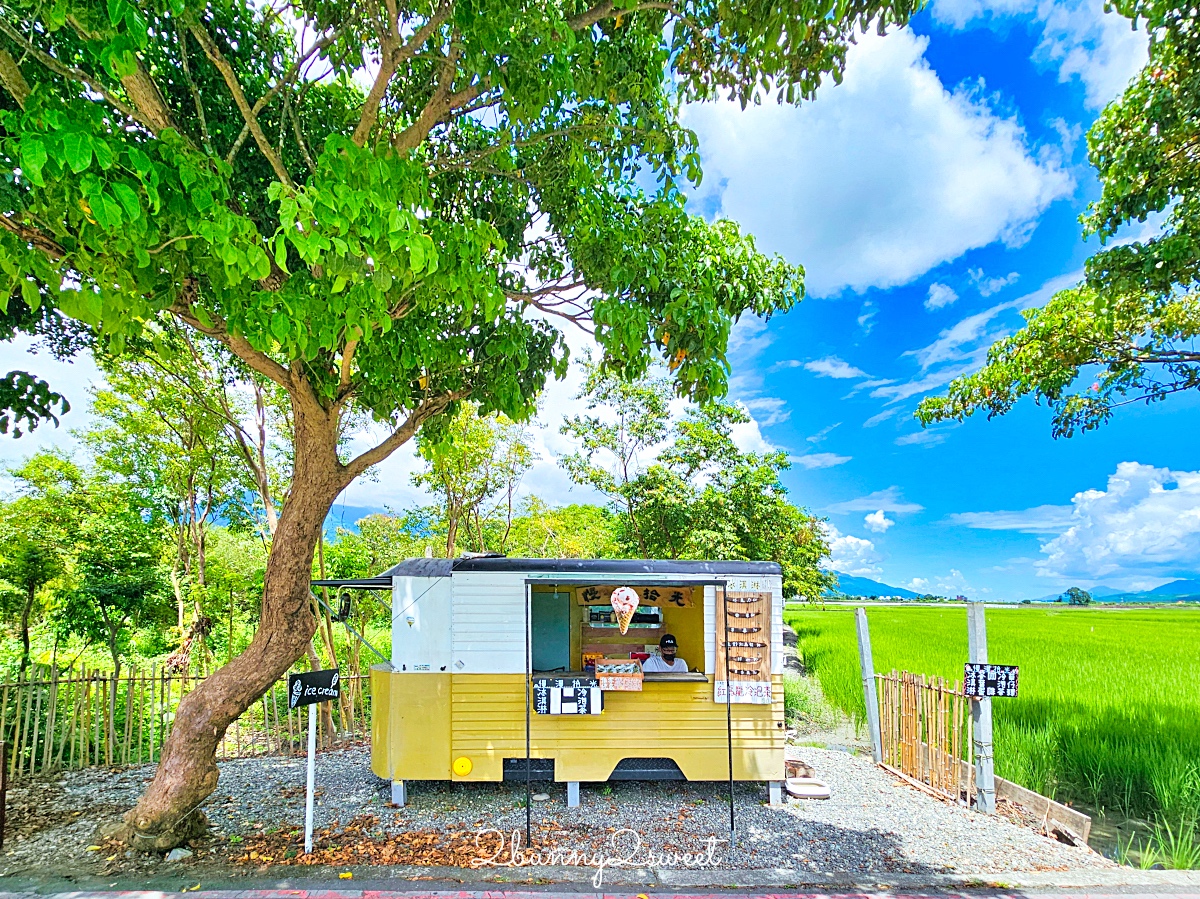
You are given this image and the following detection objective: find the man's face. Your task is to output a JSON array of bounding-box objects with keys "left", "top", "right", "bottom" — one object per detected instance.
[{"left": 661, "top": 644, "right": 676, "bottom": 662}]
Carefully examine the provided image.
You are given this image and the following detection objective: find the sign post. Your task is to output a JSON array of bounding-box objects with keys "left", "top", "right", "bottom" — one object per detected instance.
[
  {"left": 288, "top": 668, "right": 340, "bottom": 854},
  {"left": 966, "top": 604, "right": 995, "bottom": 813}
]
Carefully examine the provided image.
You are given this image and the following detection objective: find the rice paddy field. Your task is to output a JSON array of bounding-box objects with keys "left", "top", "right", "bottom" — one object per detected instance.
[{"left": 783, "top": 605, "right": 1200, "bottom": 850}]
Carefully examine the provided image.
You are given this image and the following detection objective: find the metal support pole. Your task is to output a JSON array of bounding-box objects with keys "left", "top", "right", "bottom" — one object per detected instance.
[
  {"left": 855, "top": 608, "right": 882, "bottom": 763},
  {"left": 722, "top": 583, "right": 735, "bottom": 835},
  {"left": 524, "top": 582, "right": 532, "bottom": 848},
  {"left": 968, "top": 602, "right": 995, "bottom": 813},
  {"left": 304, "top": 702, "right": 317, "bottom": 853}
]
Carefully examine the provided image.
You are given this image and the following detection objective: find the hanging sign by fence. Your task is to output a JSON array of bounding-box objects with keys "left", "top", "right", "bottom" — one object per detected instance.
[
  {"left": 288, "top": 668, "right": 341, "bottom": 709},
  {"left": 715, "top": 590, "right": 773, "bottom": 704},
  {"left": 963, "top": 663, "right": 1018, "bottom": 698}
]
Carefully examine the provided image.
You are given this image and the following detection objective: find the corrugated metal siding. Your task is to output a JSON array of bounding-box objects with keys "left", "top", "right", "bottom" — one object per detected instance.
[
  {"left": 450, "top": 571, "right": 527, "bottom": 673},
  {"left": 450, "top": 674, "right": 784, "bottom": 755}
]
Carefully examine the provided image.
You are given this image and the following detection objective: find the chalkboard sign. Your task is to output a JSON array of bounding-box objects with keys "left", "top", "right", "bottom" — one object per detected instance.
[
  {"left": 288, "top": 668, "right": 341, "bottom": 709},
  {"left": 964, "top": 663, "right": 1018, "bottom": 698},
  {"left": 533, "top": 676, "right": 602, "bottom": 715}
]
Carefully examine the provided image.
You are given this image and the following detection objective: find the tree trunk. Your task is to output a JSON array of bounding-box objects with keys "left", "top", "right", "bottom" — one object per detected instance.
[
  {"left": 18, "top": 583, "right": 34, "bottom": 674},
  {"left": 120, "top": 401, "right": 344, "bottom": 849}
]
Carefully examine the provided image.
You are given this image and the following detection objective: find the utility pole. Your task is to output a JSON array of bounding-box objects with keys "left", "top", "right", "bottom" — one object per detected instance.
[{"left": 967, "top": 602, "right": 995, "bottom": 813}]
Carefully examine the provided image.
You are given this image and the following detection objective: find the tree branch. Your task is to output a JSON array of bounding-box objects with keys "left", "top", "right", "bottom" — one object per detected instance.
[
  {"left": 225, "top": 26, "right": 344, "bottom": 168},
  {"left": 0, "top": 48, "right": 30, "bottom": 108},
  {"left": 0, "top": 214, "right": 66, "bottom": 259},
  {"left": 186, "top": 18, "right": 295, "bottom": 187},
  {"left": 353, "top": 1, "right": 454, "bottom": 146},
  {"left": 65, "top": 14, "right": 179, "bottom": 137},
  {"left": 0, "top": 20, "right": 153, "bottom": 132},
  {"left": 340, "top": 390, "right": 464, "bottom": 483},
  {"left": 169, "top": 289, "right": 292, "bottom": 389}
]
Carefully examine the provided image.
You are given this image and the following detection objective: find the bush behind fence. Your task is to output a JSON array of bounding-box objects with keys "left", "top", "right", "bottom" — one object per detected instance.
[{"left": 0, "top": 666, "right": 371, "bottom": 781}]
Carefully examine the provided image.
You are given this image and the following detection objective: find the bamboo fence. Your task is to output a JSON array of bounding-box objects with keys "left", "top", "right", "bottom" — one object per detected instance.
[
  {"left": 875, "top": 669, "right": 971, "bottom": 802},
  {"left": 0, "top": 666, "right": 370, "bottom": 782}
]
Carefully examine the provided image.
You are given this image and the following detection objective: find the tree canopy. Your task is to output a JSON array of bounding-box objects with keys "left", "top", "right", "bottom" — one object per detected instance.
[
  {"left": 918, "top": 3, "right": 1196, "bottom": 436},
  {"left": 562, "top": 365, "right": 834, "bottom": 598},
  {"left": 0, "top": 0, "right": 920, "bottom": 844}
]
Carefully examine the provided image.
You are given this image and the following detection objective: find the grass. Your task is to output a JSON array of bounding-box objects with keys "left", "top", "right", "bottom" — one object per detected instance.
[{"left": 784, "top": 605, "right": 1200, "bottom": 865}]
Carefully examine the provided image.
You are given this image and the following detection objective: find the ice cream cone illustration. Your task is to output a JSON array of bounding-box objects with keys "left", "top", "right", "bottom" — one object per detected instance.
[{"left": 610, "top": 586, "right": 639, "bottom": 635}]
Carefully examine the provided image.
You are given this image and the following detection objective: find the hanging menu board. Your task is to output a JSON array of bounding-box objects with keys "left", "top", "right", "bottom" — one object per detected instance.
[
  {"left": 533, "top": 676, "right": 603, "bottom": 715},
  {"left": 714, "top": 590, "right": 772, "bottom": 704}
]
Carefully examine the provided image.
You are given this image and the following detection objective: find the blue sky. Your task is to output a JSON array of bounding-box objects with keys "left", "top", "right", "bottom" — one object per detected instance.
[{"left": 4, "top": 0, "right": 1198, "bottom": 600}]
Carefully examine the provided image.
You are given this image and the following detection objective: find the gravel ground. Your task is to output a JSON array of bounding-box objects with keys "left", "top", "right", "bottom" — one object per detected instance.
[{"left": 0, "top": 744, "right": 1112, "bottom": 879}]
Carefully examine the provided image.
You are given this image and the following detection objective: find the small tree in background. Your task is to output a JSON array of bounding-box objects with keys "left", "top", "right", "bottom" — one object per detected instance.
[
  {"left": 1064, "top": 586, "right": 1093, "bottom": 606},
  {"left": 55, "top": 499, "right": 170, "bottom": 682},
  {"left": 0, "top": 535, "right": 63, "bottom": 672}
]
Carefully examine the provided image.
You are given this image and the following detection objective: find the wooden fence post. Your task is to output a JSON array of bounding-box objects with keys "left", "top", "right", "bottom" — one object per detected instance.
[
  {"left": 855, "top": 607, "right": 883, "bottom": 763},
  {"left": 967, "top": 602, "right": 995, "bottom": 813}
]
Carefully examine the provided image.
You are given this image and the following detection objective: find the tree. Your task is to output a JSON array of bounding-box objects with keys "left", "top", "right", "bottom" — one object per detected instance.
[
  {"left": 1064, "top": 586, "right": 1093, "bottom": 606},
  {"left": 0, "top": 0, "right": 917, "bottom": 845},
  {"left": 413, "top": 405, "right": 531, "bottom": 556},
  {"left": 85, "top": 355, "right": 251, "bottom": 629},
  {"left": 562, "top": 369, "right": 835, "bottom": 597},
  {"left": 917, "top": 4, "right": 1196, "bottom": 436},
  {"left": 0, "top": 450, "right": 85, "bottom": 671},
  {"left": 56, "top": 500, "right": 170, "bottom": 680},
  {"left": 561, "top": 363, "right": 672, "bottom": 557},
  {"left": 505, "top": 499, "right": 621, "bottom": 559},
  {"left": 0, "top": 534, "right": 63, "bottom": 672}
]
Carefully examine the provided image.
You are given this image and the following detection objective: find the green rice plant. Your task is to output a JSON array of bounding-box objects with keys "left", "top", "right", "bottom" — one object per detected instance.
[
  {"left": 783, "top": 606, "right": 1200, "bottom": 829},
  {"left": 1140, "top": 818, "right": 1200, "bottom": 870}
]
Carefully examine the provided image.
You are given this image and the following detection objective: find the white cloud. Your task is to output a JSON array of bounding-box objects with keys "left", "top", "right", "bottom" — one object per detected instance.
[
  {"left": 1037, "top": 462, "right": 1200, "bottom": 579},
  {"left": 906, "top": 299, "right": 1021, "bottom": 372},
  {"left": 930, "top": 0, "right": 1146, "bottom": 111},
  {"left": 858, "top": 302, "right": 878, "bottom": 333},
  {"left": 803, "top": 356, "right": 870, "bottom": 379},
  {"left": 827, "top": 486, "right": 924, "bottom": 514},
  {"left": 807, "top": 423, "right": 842, "bottom": 444},
  {"left": 895, "top": 429, "right": 949, "bottom": 447},
  {"left": 683, "top": 28, "right": 1073, "bottom": 296},
  {"left": 968, "top": 267, "right": 1020, "bottom": 296},
  {"left": 824, "top": 523, "right": 883, "bottom": 577},
  {"left": 792, "top": 452, "right": 853, "bottom": 470},
  {"left": 863, "top": 408, "right": 902, "bottom": 428},
  {"left": 926, "top": 283, "right": 959, "bottom": 310},
  {"left": 950, "top": 504, "right": 1076, "bottom": 533},
  {"left": 743, "top": 396, "right": 791, "bottom": 426},
  {"left": 864, "top": 510, "right": 895, "bottom": 533}
]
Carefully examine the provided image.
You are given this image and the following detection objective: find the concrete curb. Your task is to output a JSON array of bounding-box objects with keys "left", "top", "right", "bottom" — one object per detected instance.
[{"left": 2, "top": 865, "right": 1199, "bottom": 895}]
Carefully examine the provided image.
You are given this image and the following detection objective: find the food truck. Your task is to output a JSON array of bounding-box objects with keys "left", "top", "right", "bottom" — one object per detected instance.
[{"left": 330, "top": 556, "right": 785, "bottom": 805}]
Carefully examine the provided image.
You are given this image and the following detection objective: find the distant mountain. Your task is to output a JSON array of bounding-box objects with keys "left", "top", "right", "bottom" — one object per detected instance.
[
  {"left": 1034, "top": 581, "right": 1200, "bottom": 603},
  {"left": 1148, "top": 578, "right": 1200, "bottom": 597},
  {"left": 828, "top": 573, "right": 921, "bottom": 599}
]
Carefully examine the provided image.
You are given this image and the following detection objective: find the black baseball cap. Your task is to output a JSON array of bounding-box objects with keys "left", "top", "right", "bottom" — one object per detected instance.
[{"left": 660, "top": 634, "right": 678, "bottom": 648}]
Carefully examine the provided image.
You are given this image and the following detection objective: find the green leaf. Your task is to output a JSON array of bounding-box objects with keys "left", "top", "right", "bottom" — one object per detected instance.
[
  {"left": 62, "top": 132, "right": 93, "bottom": 174},
  {"left": 20, "top": 138, "right": 47, "bottom": 186},
  {"left": 92, "top": 140, "right": 115, "bottom": 171},
  {"left": 111, "top": 182, "right": 141, "bottom": 220}
]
